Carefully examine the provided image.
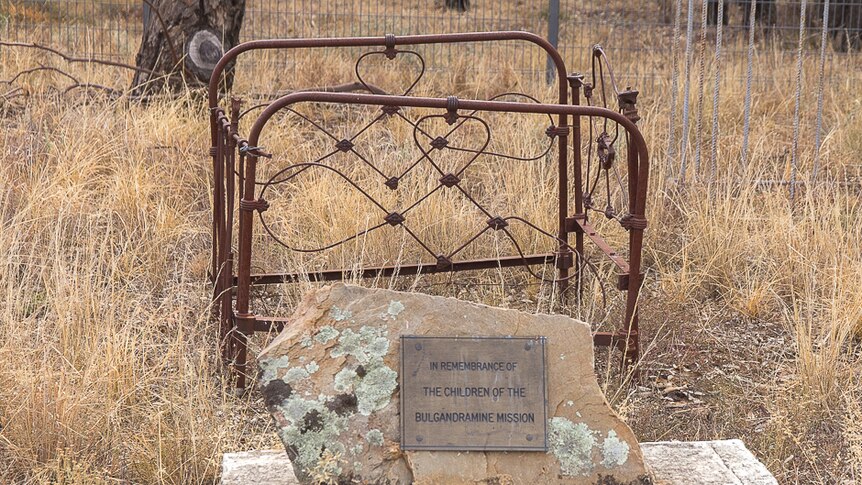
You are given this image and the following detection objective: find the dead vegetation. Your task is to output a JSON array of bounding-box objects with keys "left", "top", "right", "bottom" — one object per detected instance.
[{"left": 1, "top": 2, "right": 862, "bottom": 484}]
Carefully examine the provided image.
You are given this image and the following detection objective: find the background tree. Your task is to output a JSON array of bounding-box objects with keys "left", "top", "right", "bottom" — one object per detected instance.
[
  {"left": 445, "top": 0, "right": 470, "bottom": 12},
  {"left": 132, "top": 0, "right": 245, "bottom": 95}
]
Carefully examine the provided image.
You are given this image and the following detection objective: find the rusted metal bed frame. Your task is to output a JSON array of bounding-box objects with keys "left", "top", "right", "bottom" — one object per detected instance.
[{"left": 208, "top": 32, "right": 649, "bottom": 390}]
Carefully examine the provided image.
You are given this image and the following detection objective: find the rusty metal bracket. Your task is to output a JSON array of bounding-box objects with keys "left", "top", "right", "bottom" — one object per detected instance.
[
  {"left": 487, "top": 216, "right": 509, "bottom": 231},
  {"left": 545, "top": 125, "right": 570, "bottom": 138},
  {"left": 381, "top": 105, "right": 400, "bottom": 116},
  {"left": 239, "top": 198, "right": 269, "bottom": 213},
  {"left": 439, "top": 173, "right": 460, "bottom": 187},
  {"left": 444, "top": 96, "right": 459, "bottom": 124},
  {"left": 593, "top": 329, "right": 639, "bottom": 353},
  {"left": 436, "top": 255, "right": 453, "bottom": 270},
  {"left": 565, "top": 214, "right": 587, "bottom": 233},
  {"left": 555, "top": 250, "right": 574, "bottom": 270},
  {"left": 384, "top": 33, "right": 397, "bottom": 59},
  {"left": 235, "top": 312, "right": 256, "bottom": 335},
  {"left": 239, "top": 145, "right": 272, "bottom": 158},
  {"left": 567, "top": 72, "right": 585, "bottom": 90},
  {"left": 617, "top": 272, "right": 645, "bottom": 291},
  {"left": 618, "top": 88, "right": 640, "bottom": 123},
  {"left": 620, "top": 213, "right": 648, "bottom": 231}
]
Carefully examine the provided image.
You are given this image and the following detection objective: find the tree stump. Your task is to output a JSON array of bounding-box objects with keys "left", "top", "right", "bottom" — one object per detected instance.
[{"left": 131, "top": 0, "right": 245, "bottom": 95}]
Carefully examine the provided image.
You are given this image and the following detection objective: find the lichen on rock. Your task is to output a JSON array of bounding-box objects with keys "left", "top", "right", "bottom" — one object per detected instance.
[
  {"left": 333, "top": 367, "right": 358, "bottom": 393},
  {"left": 365, "top": 429, "right": 384, "bottom": 446},
  {"left": 330, "top": 326, "right": 389, "bottom": 364},
  {"left": 329, "top": 306, "right": 352, "bottom": 322},
  {"left": 601, "top": 430, "right": 630, "bottom": 468},
  {"left": 548, "top": 417, "right": 598, "bottom": 476},
  {"left": 354, "top": 365, "right": 398, "bottom": 415},
  {"left": 314, "top": 325, "right": 339, "bottom": 344},
  {"left": 380, "top": 300, "right": 405, "bottom": 320},
  {"left": 275, "top": 394, "right": 350, "bottom": 472},
  {"left": 327, "top": 326, "right": 397, "bottom": 415},
  {"left": 282, "top": 366, "right": 310, "bottom": 384},
  {"left": 267, "top": 322, "right": 399, "bottom": 476},
  {"left": 258, "top": 355, "right": 290, "bottom": 386}
]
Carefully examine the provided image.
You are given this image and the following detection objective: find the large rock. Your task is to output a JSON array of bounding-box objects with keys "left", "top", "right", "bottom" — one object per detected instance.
[{"left": 257, "top": 283, "right": 650, "bottom": 484}]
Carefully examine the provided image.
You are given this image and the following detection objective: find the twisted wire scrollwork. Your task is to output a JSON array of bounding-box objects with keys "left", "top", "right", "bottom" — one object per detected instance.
[{"left": 242, "top": 45, "right": 619, "bottom": 300}]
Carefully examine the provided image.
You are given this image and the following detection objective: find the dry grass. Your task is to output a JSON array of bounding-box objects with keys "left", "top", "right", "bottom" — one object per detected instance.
[{"left": 2, "top": 2, "right": 862, "bottom": 484}]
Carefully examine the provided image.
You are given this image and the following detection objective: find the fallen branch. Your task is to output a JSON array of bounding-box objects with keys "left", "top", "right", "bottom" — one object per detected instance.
[
  {"left": 1, "top": 65, "right": 81, "bottom": 86},
  {"left": 0, "top": 63, "right": 122, "bottom": 100},
  {"left": 0, "top": 41, "right": 154, "bottom": 75},
  {"left": 1, "top": 87, "right": 24, "bottom": 100},
  {"left": 63, "top": 83, "right": 125, "bottom": 98},
  {"left": 0, "top": 50, "right": 169, "bottom": 104}
]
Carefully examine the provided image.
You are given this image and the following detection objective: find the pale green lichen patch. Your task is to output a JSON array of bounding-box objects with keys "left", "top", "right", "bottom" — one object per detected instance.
[
  {"left": 283, "top": 367, "right": 310, "bottom": 384},
  {"left": 380, "top": 300, "right": 405, "bottom": 320},
  {"left": 330, "top": 326, "right": 397, "bottom": 414},
  {"left": 329, "top": 306, "right": 353, "bottom": 322},
  {"left": 275, "top": 394, "right": 351, "bottom": 472},
  {"left": 300, "top": 335, "right": 314, "bottom": 348},
  {"left": 305, "top": 362, "right": 319, "bottom": 374},
  {"left": 365, "top": 333, "right": 390, "bottom": 360},
  {"left": 548, "top": 417, "right": 598, "bottom": 476},
  {"left": 355, "top": 365, "right": 398, "bottom": 415},
  {"left": 365, "top": 429, "right": 384, "bottom": 446},
  {"left": 259, "top": 355, "right": 290, "bottom": 386},
  {"left": 315, "top": 325, "right": 339, "bottom": 344},
  {"left": 330, "top": 329, "right": 360, "bottom": 359},
  {"left": 330, "top": 326, "right": 389, "bottom": 365},
  {"left": 333, "top": 368, "right": 358, "bottom": 393},
  {"left": 601, "top": 430, "right": 630, "bottom": 468},
  {"left": 279, "top": 395, "right": 319, "bottom": 423}
]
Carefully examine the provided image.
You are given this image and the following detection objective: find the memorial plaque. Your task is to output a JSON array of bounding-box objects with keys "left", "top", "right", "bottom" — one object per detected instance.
[{"left": 400, "top": 335, "right": 547, "bottom": 451}]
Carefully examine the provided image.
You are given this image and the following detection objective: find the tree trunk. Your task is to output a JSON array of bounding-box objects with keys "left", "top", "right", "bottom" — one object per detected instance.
[
  {"left": 131, "top": 0, "right": 245, "bottom": 95},
  {"left": 445, "top": 0, "right": 470, "bottom": 12}
]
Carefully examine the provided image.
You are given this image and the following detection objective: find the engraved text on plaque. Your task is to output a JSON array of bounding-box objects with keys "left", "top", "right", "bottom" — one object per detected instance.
[{"left": 400, "top": 336, "right": 547, "bottom": 451}]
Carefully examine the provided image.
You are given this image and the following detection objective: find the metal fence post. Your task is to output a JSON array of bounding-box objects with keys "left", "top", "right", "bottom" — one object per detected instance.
[{"left": 546, "top": 0, "right": 560, "bottom": 84}]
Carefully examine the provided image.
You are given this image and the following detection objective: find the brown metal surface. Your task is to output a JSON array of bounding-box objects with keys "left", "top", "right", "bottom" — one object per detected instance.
[
  {"left": 400, "top": 336, "right": 547, "bottom": 451},
  {"left": 241, "top": 254, "right": 558, "bottom": 287},
  {"left": 206, "top": 33, "right": 649, "bottom": 390}
]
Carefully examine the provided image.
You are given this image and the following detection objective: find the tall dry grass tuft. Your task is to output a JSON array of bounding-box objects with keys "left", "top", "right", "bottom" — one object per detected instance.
[
  {"left": 0, "top": 79, "right": 280, "bottom": 482},
  {"left": 1, "top": 17, "right": 861, "bottom": 483}
]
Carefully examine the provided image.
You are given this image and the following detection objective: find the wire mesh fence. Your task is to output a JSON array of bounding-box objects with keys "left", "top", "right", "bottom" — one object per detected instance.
[
  {"left": 1, "top": 0, "right": 860, "bottom": 186},
  {"left": 3, "top": 1, "right": 858, "bottom": 79}
]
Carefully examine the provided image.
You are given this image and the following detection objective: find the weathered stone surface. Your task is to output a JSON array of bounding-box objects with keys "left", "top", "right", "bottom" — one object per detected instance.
[
  {"left": 221, "top": 440, "right": 778, "bottom": 485},
  {"left": 257, "top": 283, "right": 649, "bottom": 484},
  {"left": 640, "top": 440, "right": 777, "bottom": 485},
  {"left": 221, "top": 450, "right": 297, "bottom": 485}
]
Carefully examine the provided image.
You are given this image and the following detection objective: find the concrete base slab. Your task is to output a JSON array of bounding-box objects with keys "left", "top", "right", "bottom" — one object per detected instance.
[
  {"left": 221, "top": 440, "right": 777, "bottom": 484},
  {"left": 221, "top": 450, "right": 297, "bottom": 485},
  {"left": 641, "top": 439, "right": 777, "bottom": 485}
]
